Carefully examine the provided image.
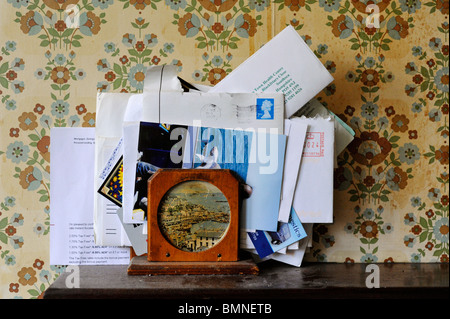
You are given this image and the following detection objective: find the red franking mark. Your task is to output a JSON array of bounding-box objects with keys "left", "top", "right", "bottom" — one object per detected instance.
[{"left": 303, "top": 132, "right": 324, "bottom": 157}]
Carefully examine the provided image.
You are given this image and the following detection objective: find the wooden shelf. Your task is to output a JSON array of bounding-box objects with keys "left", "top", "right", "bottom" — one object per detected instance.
[{"left": 43, "top": 261, "right": 448, "bottom": 300}]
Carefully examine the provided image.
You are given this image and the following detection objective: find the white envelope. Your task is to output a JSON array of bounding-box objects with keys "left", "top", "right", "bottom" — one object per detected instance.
[
  {"left": 94, "top": 66, "right": 183, "bottom": 244},
  {"left": 278, "top": 119, "right": 308, "bottom": 223},
  {"left": 94, "top": 92, "right": 134, "bottom": 246},
  {"left": 291, "top": 117, "right": 335, "bottom": 224},
  {"left": 293, "top": 98, "right": 355, "bottom": 159},
  {"left": 142, "top": 91, "right": 285, "bottom": 131},
  {"left": 116, "top": 208, "right": 147, "bottom": 256},
  {"left": 210, "top": 25, "right": 334, "bottom": 118}
]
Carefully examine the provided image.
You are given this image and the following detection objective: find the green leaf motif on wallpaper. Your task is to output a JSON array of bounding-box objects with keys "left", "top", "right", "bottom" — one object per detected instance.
[
  {"left": 333, "top": 19, "right": 449, "bottom": 264},
  {"left": 324, "top": 0, "right": 420, "bottom": 54},
  {"left": 404, "top": 191, "right": 449, "bottom": 263},
  {"left": 404, "top": 22, "right": 448, "bottom": 202},
  {"left": 119, "top": 0, "right": 162, "bottom": 10},
  {"left": 0, "top": 197, "right": 24, "bottom": 254},
  {"left": 273, "top": 0, "right": 317, "bottom": 11},
  {"left": 97, "top": 18, "right": 182, "bottom": 93},
  {"left": 336, "top": 52, "right": 420, "bottom": 207},
  {"left": 417, "top": 42, "right": 449, "bottom": 262},
  {"left": 424, "top": 0, "right": 450, "bottom": 15},
  {"left": 403, "top": 23, "right": 449, "bottom": 113},
  {"left": 10, "top": 0, "right": 109, "bottom": 51},
  {"left": 0, "top": 218, "right": 8, "bottom": 245},
  {"left": 169, "top": 0, "right": 264, "bottom": 52},
  {"left": 1, "top": 42, "right": 25, "bottom": 112},
  {"left": 35, "top": 51, "right": 85, "bottom": 96},
  {"left": 345, "top": 54, "right": 394, "bottom": 99}
]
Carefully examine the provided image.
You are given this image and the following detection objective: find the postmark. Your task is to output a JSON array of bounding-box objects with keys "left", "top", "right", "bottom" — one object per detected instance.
[
  {"left": 201, "top": 103, "right": 221, "bottom": 121},
  {"left": 303, "top": 132, "right": 324, "bottom": 157}
]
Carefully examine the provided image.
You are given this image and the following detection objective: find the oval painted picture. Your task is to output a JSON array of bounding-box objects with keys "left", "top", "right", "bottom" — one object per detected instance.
[{"left": 158, "top": 180, "right": 230, "bottom": 252}]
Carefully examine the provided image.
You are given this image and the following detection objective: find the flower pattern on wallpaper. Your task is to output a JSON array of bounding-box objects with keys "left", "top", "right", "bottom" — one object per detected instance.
[
  {"left": 12, "top": 0, "right": 109, "bottom": 51},
  {"left": 120, "top": 0, "right": 273, "bottom": 85},
  {"left": 119, "top": 0, "right": 267, "bottom": 51},
  {"left": 170, "top": 0, "right": 267, "bottom": 84},
  {"left": 308, "top": 0, "right": 431, "bottom": 262},
  {"left": 9, "top": 258, "right": 65, "bottom": 299},
  {"left": 0, "top": 0, "right": 449, "bottom": 299},
  {"left": 36, "top": 50, "right": 86, "bottom": 97},
  {"left": 340, "top": 53, "right": 419, "bottom": 205},
  {"left": 172, "top": 0, "right": 264, "bottom": 51},
  {"left": 402, "top": 21, "right": 449, "bottom": 263},
  {"left": 314, "top": 5, "right": 448, "bottom": 263},
  {"left": 403, "top": 21, "right": 448, "bottom": 115},
  {"left": 97, "top": 18, "right": 182, "bottom": 93},
  {"left": 0, "top": 197, "right": 25, "bottom": 260},
  {"left": 0, "top": 41, "right": 29, "bottom": 281},
  {"left": 317, "top": 96, "right": 421, "bottom": 263},
  {"left": 0, "top": 196, "right": 55, "bottom": 298},
  {"left": 404, "top": 190, "right": 449, "bottom": 263},
  {"left": 1, "top": 41, "right": 25, "bottom": 110},
  {"left": 323, "top": 0, "right": 418, "bottom": 54},
  {"left": 312, "top": 48, "right": 422, "bottom": 262},
  {"left": 1, "top": 0, "right": 104, "bottom": 299}
]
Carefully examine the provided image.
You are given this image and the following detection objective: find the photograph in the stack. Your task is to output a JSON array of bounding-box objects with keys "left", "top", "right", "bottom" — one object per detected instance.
[
  {"left": 134, "top": 122, "right": 188, "bottom": 220},
  {"left": 157, "top": 180, "right": 231, "bottom": 253}
]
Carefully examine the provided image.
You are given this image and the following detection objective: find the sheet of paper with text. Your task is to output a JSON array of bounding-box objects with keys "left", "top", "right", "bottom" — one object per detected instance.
[{"left": 50, "top": 127, "right": 130, "bottom": 265}]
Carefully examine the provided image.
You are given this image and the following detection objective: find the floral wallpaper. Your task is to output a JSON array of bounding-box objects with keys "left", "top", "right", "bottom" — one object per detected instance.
[{"left": 0, "top": 0, "right": 448, "bottom": 298}]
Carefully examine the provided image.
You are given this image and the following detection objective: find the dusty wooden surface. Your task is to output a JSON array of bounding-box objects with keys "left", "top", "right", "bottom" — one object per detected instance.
[{"left": 43, "top": 261, "right": 449, "bottom": 299}]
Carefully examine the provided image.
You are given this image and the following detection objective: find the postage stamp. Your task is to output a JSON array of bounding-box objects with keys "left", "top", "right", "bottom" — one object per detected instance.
[{"left": 256, "top": 98, "right": 274, "bottom": 120}]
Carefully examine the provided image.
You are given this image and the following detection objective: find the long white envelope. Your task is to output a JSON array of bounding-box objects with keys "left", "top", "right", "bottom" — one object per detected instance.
[
  {"left": 210, "top": 25, "right": 334, "bottom": 118},
  {"left": 94, "top": 92, "right": 134, "bottom": 246},
  {"left": 278, "top": 119, "right": 308, "bottom": 223},
  {"left": 291, "top": 117, "right": 335, "bottom": 224},
  {"left": 94, "top": 66, "right": 184, "bottom": 245}
]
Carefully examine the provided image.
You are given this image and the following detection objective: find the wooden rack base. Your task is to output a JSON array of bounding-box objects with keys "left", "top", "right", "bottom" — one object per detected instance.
[{"left": 127, "top": 255, "right": 259, "bottom": 275}]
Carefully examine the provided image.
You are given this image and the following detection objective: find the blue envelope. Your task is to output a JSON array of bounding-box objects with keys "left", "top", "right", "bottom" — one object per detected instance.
[
  {"left": 248, "top": 207, "right": 307, "bottom": 259},
  {"left": 193, "top": 127, "right": 286, "bottom": 232}
]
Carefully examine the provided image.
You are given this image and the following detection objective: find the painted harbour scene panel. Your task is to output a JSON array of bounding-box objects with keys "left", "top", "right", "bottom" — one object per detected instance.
[{"left": 158, "top": 181, "right": 230, "bottom": 252}]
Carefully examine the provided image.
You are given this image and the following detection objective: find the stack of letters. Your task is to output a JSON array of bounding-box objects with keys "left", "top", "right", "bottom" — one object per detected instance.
[{"left": 51, "top": 26, "right": 355, "bottom": 267}]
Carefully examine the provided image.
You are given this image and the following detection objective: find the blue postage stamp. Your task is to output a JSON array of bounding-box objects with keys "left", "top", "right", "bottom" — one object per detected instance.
[{"left": 256, "top": 98, "right": 274, "bottom": 120}]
